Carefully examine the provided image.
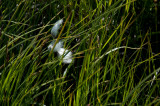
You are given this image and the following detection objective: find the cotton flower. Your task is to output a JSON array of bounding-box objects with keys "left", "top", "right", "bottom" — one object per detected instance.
[
  {"left": 48, "top": 40, "right": 73, "bottom": 64},
  {"left": 51, "top": 19, "right": 63, "bottom": 38},
  {"left": 57, "top": 48, "right": 73, "bottom": 64},
  {"left": 48, "top": 19, "right": 73, "bottom": 64},
  {"left": 48, "top": 40, "right": 63, "bottom": 52}
]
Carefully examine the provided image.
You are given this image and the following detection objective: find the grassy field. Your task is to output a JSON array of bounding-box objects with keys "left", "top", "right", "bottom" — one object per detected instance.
[{"left": 0, "top": 0, "right": 160, "bottom": 105}]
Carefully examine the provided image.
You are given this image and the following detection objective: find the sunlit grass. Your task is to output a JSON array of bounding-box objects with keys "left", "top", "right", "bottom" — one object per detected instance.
[{"left": 0, "top": 0, "right": 160, "bottom": 105}]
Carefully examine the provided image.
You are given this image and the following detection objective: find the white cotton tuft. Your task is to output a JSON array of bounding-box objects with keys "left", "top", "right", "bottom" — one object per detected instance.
[
  {"left": 51, "top": 19, "right": 63, "bottom": 38},
  {"left": 57, "top": 48, "right": 73, "bottom": 64},
  {"left": 48, "top": 40, "right": 63, "bottom": 52}
]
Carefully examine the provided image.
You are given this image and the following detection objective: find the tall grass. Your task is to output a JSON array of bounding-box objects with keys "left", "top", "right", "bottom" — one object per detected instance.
[{"left": 0, "top": 0, "right": 160, "bottom": 105}]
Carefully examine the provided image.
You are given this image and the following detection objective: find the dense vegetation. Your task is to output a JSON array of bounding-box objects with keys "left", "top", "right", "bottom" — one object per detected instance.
[{"left": 0, "top": 0, "right": 160, "bottom": 105}]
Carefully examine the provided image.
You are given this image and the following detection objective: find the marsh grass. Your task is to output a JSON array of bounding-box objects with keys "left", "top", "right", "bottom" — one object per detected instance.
[{"left": 0, "top": 0, "right": 160, "bottom": 105}]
